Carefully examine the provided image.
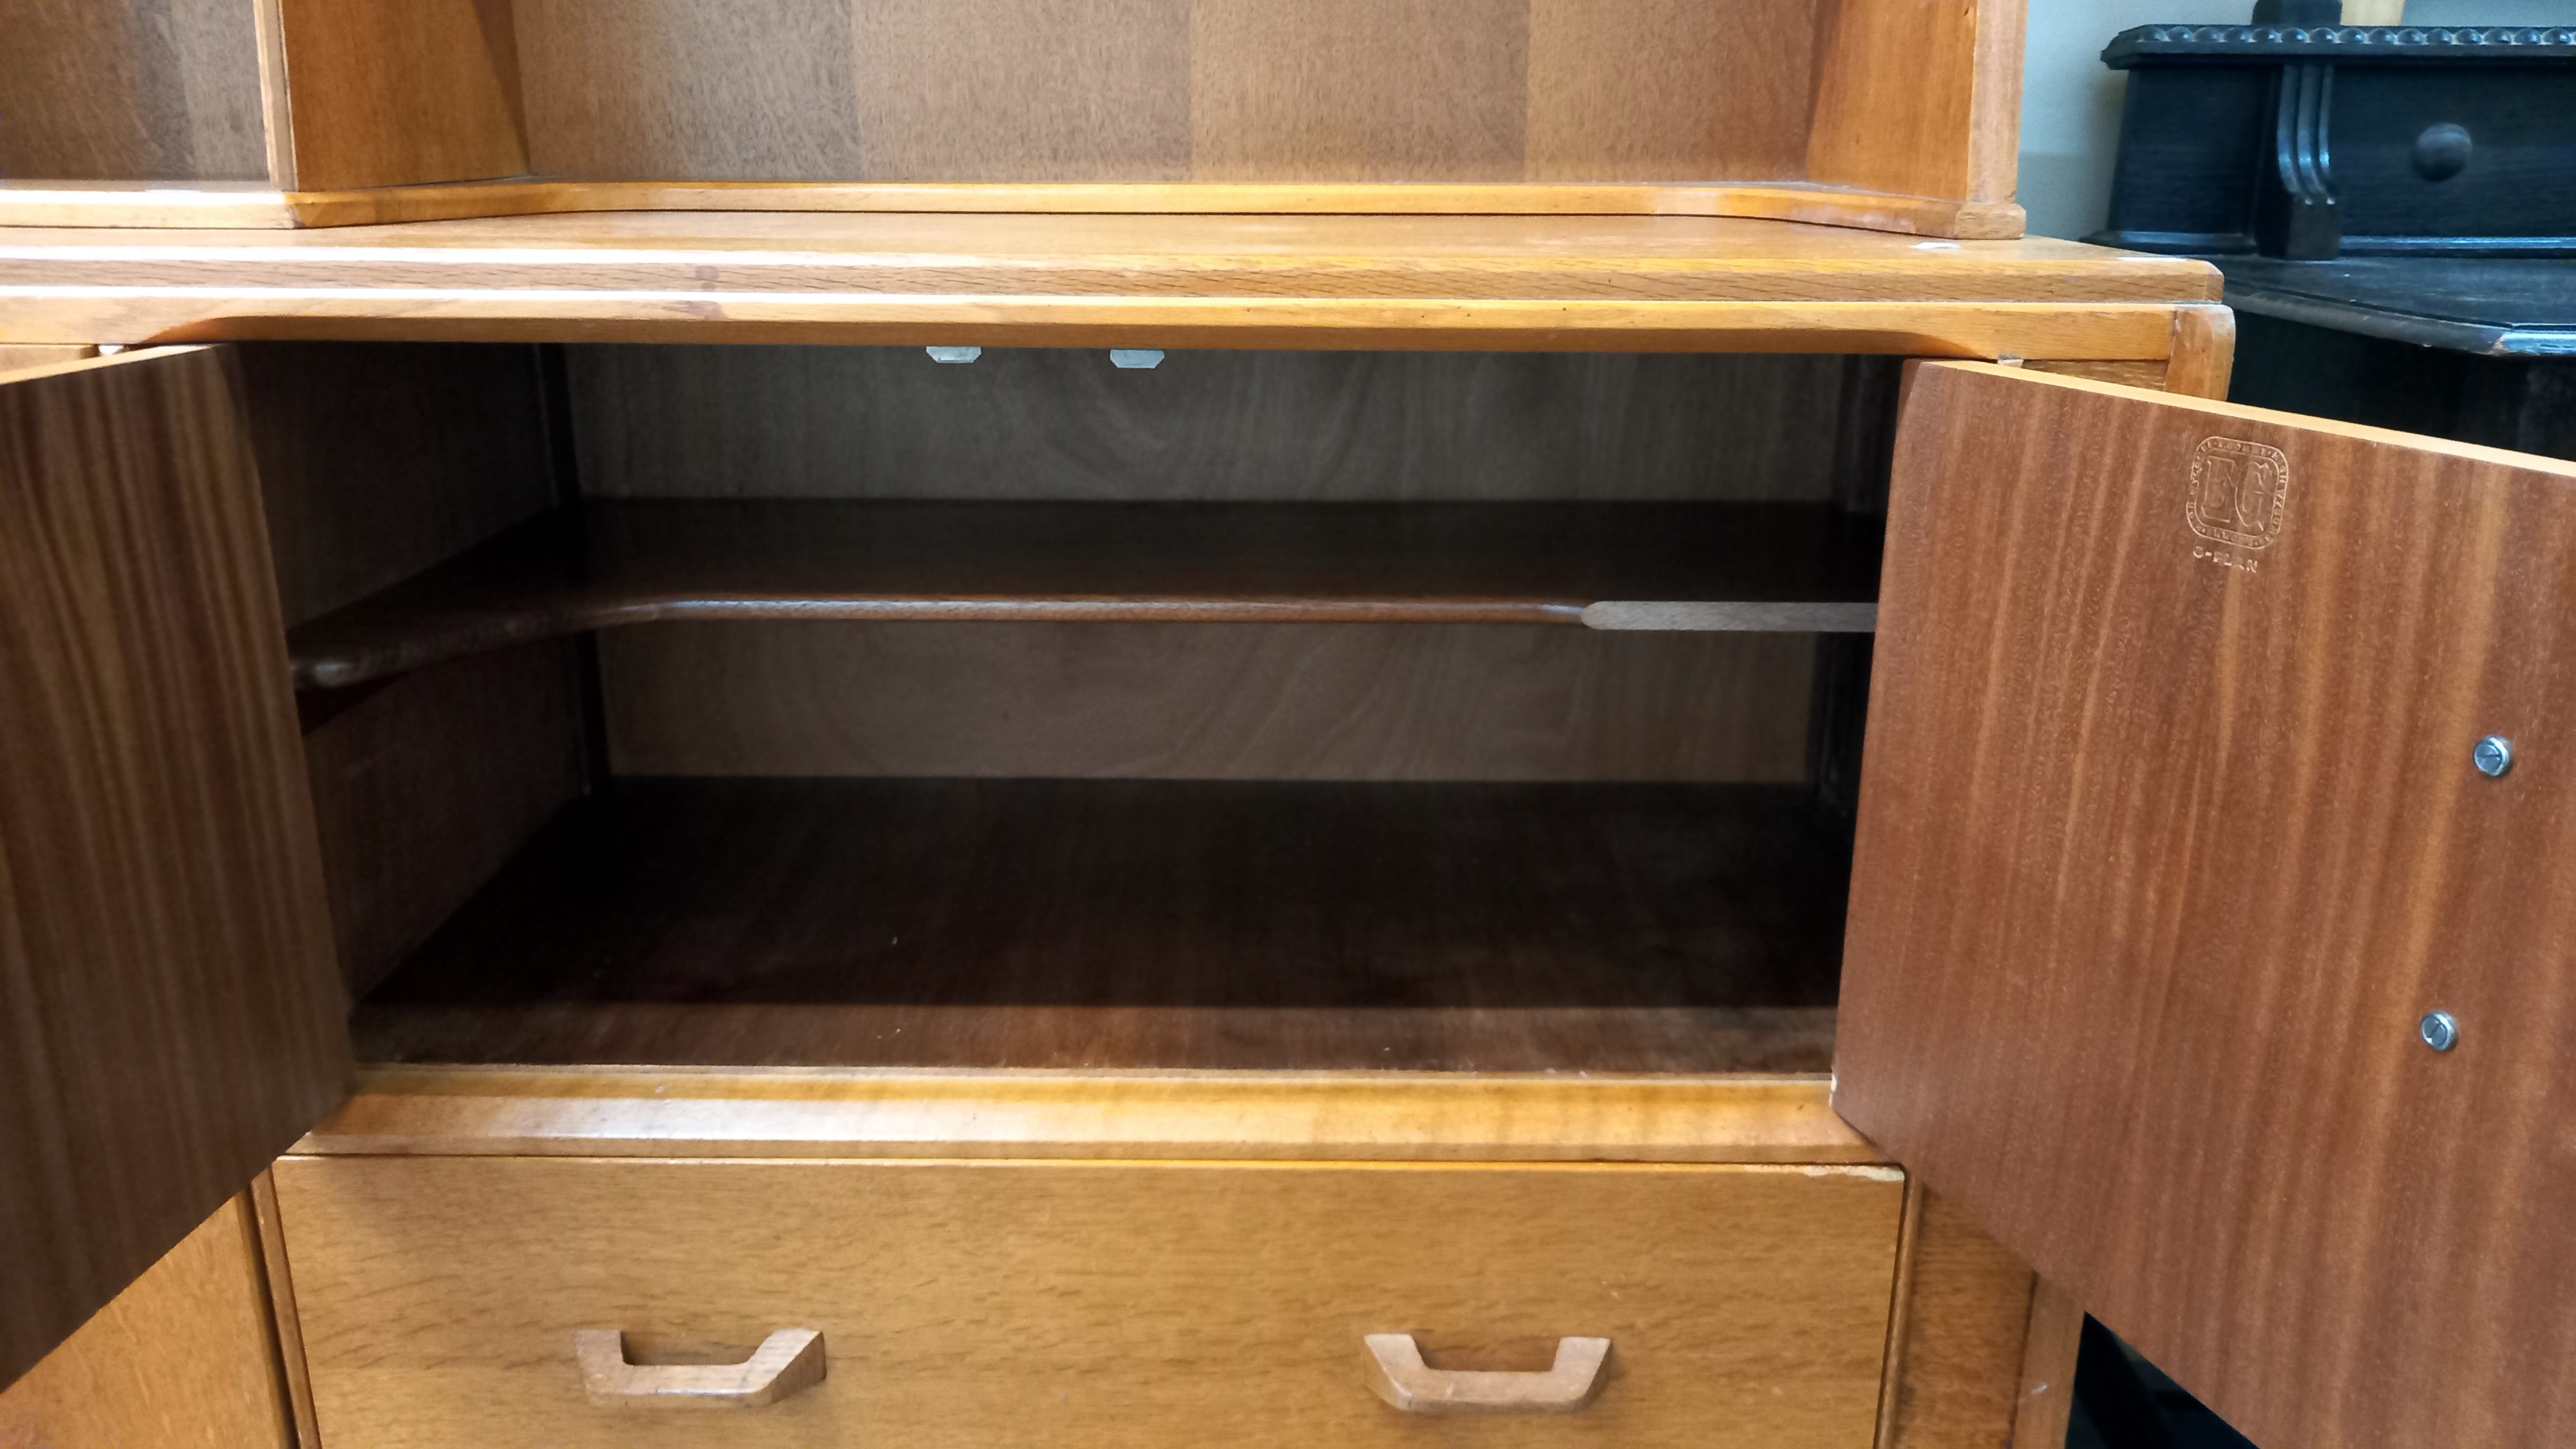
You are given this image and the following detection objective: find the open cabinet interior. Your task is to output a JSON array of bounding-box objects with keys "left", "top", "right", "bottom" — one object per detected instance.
[
  {"left": 0, "top": 1, "right": 2021, "bottom": 233},
  {"left": 249, "top": 342, "right": 1899, "bottom": 1078}
]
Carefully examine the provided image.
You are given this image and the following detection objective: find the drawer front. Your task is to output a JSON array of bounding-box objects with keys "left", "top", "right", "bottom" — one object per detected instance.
[{"left": 276, "top": 1157, "right": 1902, "bottom": 1449}]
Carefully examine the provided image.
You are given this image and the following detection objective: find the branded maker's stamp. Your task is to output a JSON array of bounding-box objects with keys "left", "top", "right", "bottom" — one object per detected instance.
[{"left": 2186, "top": 435, "right": 2288, "bottom": 572}]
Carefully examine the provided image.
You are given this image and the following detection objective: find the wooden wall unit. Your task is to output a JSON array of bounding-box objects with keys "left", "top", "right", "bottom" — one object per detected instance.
[{"left": 0, "top": 15, "right": 2325, "bottom": 1449}]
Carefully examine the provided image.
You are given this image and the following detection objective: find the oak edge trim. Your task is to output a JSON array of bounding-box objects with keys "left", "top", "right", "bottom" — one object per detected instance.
[{"left": 288, "top": 1067, "right": 1889, "bottom": 1164}]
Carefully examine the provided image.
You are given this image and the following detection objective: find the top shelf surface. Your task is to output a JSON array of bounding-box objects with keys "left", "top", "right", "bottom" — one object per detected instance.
[{"left": 0, "top": 212, "right": 2221, "bottom": 354}]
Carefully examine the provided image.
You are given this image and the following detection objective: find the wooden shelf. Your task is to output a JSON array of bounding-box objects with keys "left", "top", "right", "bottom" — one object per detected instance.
[
  {"left": 288, "top": 500, "right": 1884, "bottom": 690},
  {"left": 0, "top": 211, "right": 2222, "bottom": 354},
  {"left": 352, "top": 778, "right": 1848, "bottom": 1075}
]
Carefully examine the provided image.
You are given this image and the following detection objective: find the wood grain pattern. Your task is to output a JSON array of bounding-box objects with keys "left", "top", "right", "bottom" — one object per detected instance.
[
  {"left": 0, "top": 178, "right": 2029, "bottom": 235},
  {"left": 497, "top": 1, "right": 1847, "bottom": 191},
  {"left": 270, "top": 0, "right": 527, "bottom": 191},
  {"left": 353, "top": 777, "right": 1846, "bottom": 1073},
  {"left": 2014, "top": 1280, "right": 2083, "bottom": 1449},
  {"left": 603, "top": 621, "right": 1815, "bottom": 782},
  {"left": 1838, "top": 362, "right": 2576, "bottom": 1449},
  {"left": 0, "top": 345, "right": 97, "bottom": 376},
  {"left": 274, "top": 1155, "right": 1904, "bottom": 1448},
  {"left": 2164, "top": 303, "right": 2237, "bottom": 401},
  {"left": 0, "top": 0, "right": 266, "bottom": 182},
  {"left": 301, "top": 645, "right": 587, "bottom": 995},
  {"left": 233, "top": 339, "right": 583, "bottom": 996},
  {"left": 0, "top": 213, "right": 2220, "bottom": 350},
  {"left": 1189, "top": 0, "right": 1525, "bottom": 184},
  {"left": 0, "top": 348, "right": 346, "bottom": 1386},
  {"left": 234, "top": 341, "right": 554, "bottom": 627},
  {"left": 568, "top": 346, "right": 1873, "bottom": 504},
  {"left": 1806, "top": 0, "right": 2023, "bottom": 209},
  {"left": 0, "top": 1195, "right": 289, "bottom": 1448},
  {"left": 287, "top": 501, "right": 1879, "bottom": 688},
  {"left": 0, "top": 182, "right": 305, "bottom": 230},
  {"left": 298, "top": 1068, "right": 1881, "bottom": 1164},
  {"left": 2022, "top": 359, "right": 2166, "bottom": 390},
  {"left": 1526, "top": 0, "right": 1814, "bottom": 183},
  {"left": 1878, "top": 1189, "right": 2046, "bottom": 1449}
]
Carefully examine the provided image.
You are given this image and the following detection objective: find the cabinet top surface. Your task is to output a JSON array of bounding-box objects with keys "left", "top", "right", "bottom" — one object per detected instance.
[{"left": 0, "top": 213, "right": 2220, "bottom": 352}]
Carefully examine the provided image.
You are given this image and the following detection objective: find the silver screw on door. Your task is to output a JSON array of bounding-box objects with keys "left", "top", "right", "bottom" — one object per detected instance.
[
  {"left": 2473, "top": 736, "right": 2514, "bottom": 778},
  {"left": 2420, "top": 1011, "right": 2459, "bottom": 1052}
]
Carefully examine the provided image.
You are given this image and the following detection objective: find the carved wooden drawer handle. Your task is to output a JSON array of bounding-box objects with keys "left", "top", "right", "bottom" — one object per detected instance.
[
  {"left": 1362, "top": 1333, "right": 1611, "bottom": 1415},
  {"left": 576, "top": 1329, "right": 826, "bottom": 1408}
]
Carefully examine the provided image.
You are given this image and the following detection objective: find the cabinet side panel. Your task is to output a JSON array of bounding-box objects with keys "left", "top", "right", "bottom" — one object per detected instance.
[
  {"left": 0, "top": 348, "right": 347, "bottom": 1387},
  {"left": 236, "top": 341, "right": 581, "bottom": 999},
  {"left": 1838, "top": 362, "right": 2576, "bottom": 1449},
  {"left": 1805, "top": 0, "right": 2022, "bottom": 209},
  {"left": 239, "top": 343, "right": 556, "bottom": 629},
  {"left": 1881, "top": 1190, "right": 2040, "bottom": 1449},
  {"left": 0, "top": 1195, "right": 290, "bottom": 1449},
  {"left": 303, "top": 645, "right": 585, "bottom": 997},
  {"left": 272, "top": 0, "right": 528, "bottom": 190}
]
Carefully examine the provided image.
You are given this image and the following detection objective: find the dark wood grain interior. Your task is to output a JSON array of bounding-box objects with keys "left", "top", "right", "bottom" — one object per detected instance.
[
  {"left": 565, "top": 346, "right": 1887, "bottom": 504},
  {"left": 354, "top": 777, "right": 1844, "bottom": 1073},
  {"left": 243, "top": 339, "right": 1892, "bottom": 1076},
  {"left": 598, "top": 622, "right": 1821, "bottom": 782}
]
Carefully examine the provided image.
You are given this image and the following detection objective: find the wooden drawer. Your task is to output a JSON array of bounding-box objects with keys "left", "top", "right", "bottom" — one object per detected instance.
[{"left": 274, "top": 1156, "right": 1904, "bottom": 1448}]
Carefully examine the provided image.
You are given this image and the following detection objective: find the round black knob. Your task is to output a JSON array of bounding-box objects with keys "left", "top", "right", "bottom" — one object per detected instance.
[{"left": 2413, "top": 123, "right": 2473, "bottom": 182}]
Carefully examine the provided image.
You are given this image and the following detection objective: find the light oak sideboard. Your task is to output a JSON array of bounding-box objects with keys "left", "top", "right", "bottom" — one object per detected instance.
[{"left": 1, "top": 5, "right": 2567, "bottom": 1449}]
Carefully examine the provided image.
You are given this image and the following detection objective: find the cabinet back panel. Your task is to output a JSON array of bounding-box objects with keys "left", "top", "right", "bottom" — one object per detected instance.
[
  {"left": 511, "top": 0, "right": 1819, "bottom": 184},
  {"left": 571, "top": 347, "right": 1870, "bottom": 503},
  {"left": 603, "top": 622, "right": 1814, "bottom": 782},
  {"left": 0, "top": 0, "right": 266, "bottom": 181}
]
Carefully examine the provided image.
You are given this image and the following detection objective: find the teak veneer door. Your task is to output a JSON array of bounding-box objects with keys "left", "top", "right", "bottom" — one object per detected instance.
[
  {"left": 1839, "top": 362, "right": 2575, "bottom": 1449},
  {"left": 0, "top": 348, "right": 346, "bottom": 1388}
]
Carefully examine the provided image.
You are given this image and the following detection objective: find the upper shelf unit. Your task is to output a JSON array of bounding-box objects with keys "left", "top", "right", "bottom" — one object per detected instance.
[
  {"left": 0, "top": 213, "right": 2224, "bottom": 354},
  {"left": 0, "top": 0, "right": 2028, "bottom": 237}
]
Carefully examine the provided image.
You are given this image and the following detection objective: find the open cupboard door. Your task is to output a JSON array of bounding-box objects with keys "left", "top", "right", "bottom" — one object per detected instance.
[
  {"left": 0, "top": 348, "right": 347, "bottom": 1387},
  {"left": 1837, "top": 361, "right": 2576, "bottom": 1449}
]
